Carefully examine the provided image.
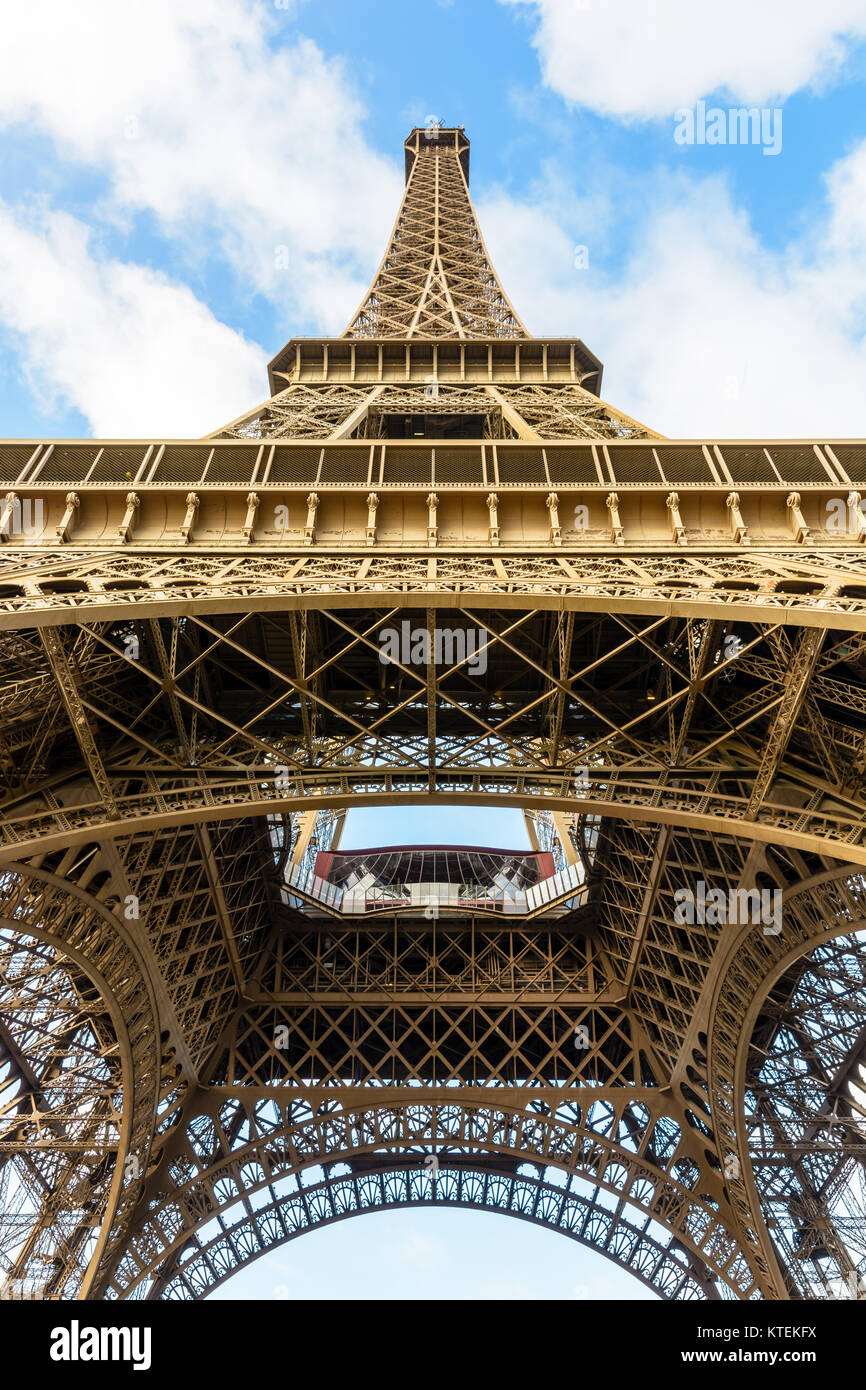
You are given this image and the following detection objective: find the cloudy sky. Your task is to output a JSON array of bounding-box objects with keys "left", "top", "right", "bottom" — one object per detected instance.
[
  {"left": 4, "top": 0, "right": 865, "bottom": 1299},
  {"left": 2, "top": 0, "right": 866, "bottom": 442}
]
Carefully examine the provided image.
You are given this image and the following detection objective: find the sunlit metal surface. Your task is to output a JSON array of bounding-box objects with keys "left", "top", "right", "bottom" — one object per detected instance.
[{"left": 1, "top": 126, "right": 865, "bottom": 1302}]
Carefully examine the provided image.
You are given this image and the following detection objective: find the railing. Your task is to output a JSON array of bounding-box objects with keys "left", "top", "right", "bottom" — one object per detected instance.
[
  {"left": 284, "top": 864, "right": 343, "bottom": 911},
  {"left": 2, "top": 438, "right": 863, "bottom": 490},
  {"left": 525, "top": 861, "right": 585, "bottom": 911},
  {"left": 283, "top": 860, "right": 587, "bottom": 917}
]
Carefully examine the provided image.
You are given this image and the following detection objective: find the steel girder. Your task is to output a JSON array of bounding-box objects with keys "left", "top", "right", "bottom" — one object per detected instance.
[{"left": 2, "top": 123, "right": 866, "bottom": 1303}]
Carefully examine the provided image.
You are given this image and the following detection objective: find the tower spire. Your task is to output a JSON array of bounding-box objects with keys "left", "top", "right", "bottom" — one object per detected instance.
[
  {"left": 214, "top": 124, "right": 658, "bottom": 443},
  {"left": 343, "top": 126, "right": 527, "bottom": 339}
]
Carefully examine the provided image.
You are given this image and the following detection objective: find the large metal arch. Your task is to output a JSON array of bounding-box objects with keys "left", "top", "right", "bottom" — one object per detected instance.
[
  {"left": 706, "top": 867, "right": 866, "bottom": 1299},
  {"left": 0, "top": 864, "right": 163, "bottom": 1297},
  {"left": 103, "top": 1095, "right": 760, "bottom": 1301},
  {"left": 1, "top": 580, "right": 865, "bottom": 633},
  {"left": 153, "top": 1161, "right": 712, "bottom": 1303},
  {"left": 3, "top": 786, "right": 865, "bottom": 870},
  {"left": 0, "top": 924, "right": 127, "bottom": 1298},
  {"left": 740, "top": 922, "right": 866, "bottom": 1296}
]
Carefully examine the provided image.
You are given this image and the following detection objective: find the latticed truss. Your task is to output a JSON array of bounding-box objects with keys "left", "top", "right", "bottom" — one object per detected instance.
[
  {"left": 343, "top": 127, "right": 525, "bottom": 340},
  {"left": 218, "top": 381, "right": 653, "bottom": 443},
  {"left": 1, "top": 124, "right": 865, "bottom": 1304},
  {"left": 744, "top": 916, "right": 866, "bottom": 1297}
]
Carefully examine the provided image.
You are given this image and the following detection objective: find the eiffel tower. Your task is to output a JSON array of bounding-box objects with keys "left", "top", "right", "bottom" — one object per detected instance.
[{"left": 2, "top": 123, "right": 866, "bottom": 1304}]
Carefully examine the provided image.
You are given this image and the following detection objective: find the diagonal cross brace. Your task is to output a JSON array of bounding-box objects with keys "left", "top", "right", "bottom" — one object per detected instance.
[
  {"left": 745, "top": 627, "right": 824, "bottom": 819},
  {"left": 39, "top": 628, "right": 118, "bottom": 818}
]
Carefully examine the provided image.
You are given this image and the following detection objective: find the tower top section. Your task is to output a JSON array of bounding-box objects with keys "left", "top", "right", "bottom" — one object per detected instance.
[
  {"left": 341, "top": 123, "right": 527, "bottom": 340},
  {"left": 403, "top": 124, "right": 470, "bottom": 183},
  {"left": 247, "top": 124, "right": 657, "bottom": 443}
]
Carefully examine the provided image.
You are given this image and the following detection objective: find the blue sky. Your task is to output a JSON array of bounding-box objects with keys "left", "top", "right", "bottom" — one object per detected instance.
[
  {"left": 206, "top": 1205, "right": 656, "bottom": 1302},
  {"left": 4, "top": 0, "right": 866, "bottom": 1299},
  {"left": 2, "top": 1, "right": 866, "bottom": 441}
]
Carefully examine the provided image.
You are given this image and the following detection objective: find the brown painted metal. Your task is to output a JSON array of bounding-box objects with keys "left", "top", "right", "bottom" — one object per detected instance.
[{"left": 1, "top": 126, "right": 865, "bottom": 1303}]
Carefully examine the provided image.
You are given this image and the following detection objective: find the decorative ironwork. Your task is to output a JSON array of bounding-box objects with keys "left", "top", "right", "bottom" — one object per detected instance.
[{"left": 1, "top": 125, "right": 864, "bottom": 1302}]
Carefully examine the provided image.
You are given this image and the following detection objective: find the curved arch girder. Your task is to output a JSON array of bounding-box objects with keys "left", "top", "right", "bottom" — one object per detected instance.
[
  {"left": 707, "top": 869, "right": 866, "bottom": 1299},
  {"left": 744, "top": 927, "right": 866, "bottom": 1298},
  {"left": 155, "top": 1162, "right": 713, "bottom": 1303},
  {"left": 0, "top": 864, "right": 163, "bottom": 1297},
  {"left": 3, "top": 781, "right": 866, "bottom": 871},
  {"left": 104, "top": 1096, "right": 760, "bottom": 1301},
  {"left": 2, "top": 553, "right": 866, "bottom": 633}
]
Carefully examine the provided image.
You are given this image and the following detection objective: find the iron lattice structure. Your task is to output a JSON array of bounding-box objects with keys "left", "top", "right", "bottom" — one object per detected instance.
[{"left": 1, "top": 125, "right": 866, "bottom": 1303}]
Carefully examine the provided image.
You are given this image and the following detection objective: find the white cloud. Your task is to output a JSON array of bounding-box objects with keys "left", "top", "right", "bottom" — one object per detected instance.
[
  {"left": 391, "top": 1230, "right": 445, "bottom": 1269},
  {"left": 478, "top": 138, "right": 866, "bottom": 437},
  {"left": 502, "top": 0, "right": 866, "bottom": 119},
  {"left": 0, "top": 203, "right": 264, "bottom": 437},
  {"left": 0, "top": 0, "right": 401, "bottom": 326},
  {"left": 3, "top": 0, "right": 865, "bottom": 446}
]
